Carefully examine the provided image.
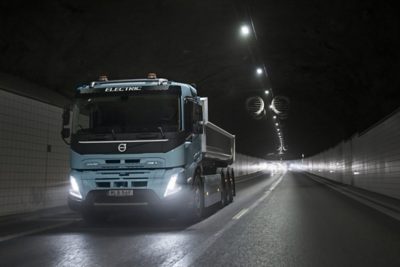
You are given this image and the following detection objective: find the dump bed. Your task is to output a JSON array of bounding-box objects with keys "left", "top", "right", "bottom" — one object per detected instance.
[{"left": 200, "top": 98, "right": 235, "bottom": 164}]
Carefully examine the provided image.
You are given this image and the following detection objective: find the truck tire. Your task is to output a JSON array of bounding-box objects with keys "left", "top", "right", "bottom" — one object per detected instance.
[
  {"left": 226, "top": 169, "right": 233, "bottom": 203},
  {"left": 220, "top": 170, "right": 228, "bottom": 207},
  {"left": 231, "top": 168, "right": 236, "bottom": 196},
  {"left": 191, "top": 171, "right": 205, "bottom": 220}
]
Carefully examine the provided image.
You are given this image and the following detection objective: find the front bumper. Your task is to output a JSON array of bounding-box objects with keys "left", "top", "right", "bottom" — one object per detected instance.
[{"left": 68, "top": 187, "right": 191, "bottom": 213}]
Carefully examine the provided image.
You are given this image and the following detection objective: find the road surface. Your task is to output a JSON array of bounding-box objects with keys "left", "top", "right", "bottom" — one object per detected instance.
[{"left": 1, "top": 171, "right": 400, "bottom": 266}]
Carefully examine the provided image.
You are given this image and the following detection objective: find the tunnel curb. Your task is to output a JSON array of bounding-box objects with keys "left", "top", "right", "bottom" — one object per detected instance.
[{"left": 305, "top": 172, "right": 400, "bottom": 221}]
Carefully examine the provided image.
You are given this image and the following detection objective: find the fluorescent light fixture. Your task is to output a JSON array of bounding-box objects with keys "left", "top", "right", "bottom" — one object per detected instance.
[
  {"left": 240, "top": 25, "right": 250, "bottom": 36},
  {"left": 256, "top": 68, "right": 263, "bottom": 75}
]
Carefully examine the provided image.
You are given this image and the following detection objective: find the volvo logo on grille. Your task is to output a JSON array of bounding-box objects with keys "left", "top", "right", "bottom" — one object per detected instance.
[{"left": 118, "top": 143, "right": 127, "bottom": 152}]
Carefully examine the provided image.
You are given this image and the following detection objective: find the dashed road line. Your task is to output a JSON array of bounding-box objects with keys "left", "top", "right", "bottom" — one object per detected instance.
[
  {"left": 232, "top": 208, "right": 248, "bottom": 220},
  {"left": 171, "top": 173, "right": 284, "bottom": 267}
]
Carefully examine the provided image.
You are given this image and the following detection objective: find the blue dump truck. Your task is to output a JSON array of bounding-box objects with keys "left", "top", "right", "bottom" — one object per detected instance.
[{"left": 61, "top": 74, "right": 235, "bottom": 221}]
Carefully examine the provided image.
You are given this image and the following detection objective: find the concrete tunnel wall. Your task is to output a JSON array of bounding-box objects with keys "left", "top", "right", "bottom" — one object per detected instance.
[
  {"left": 299, "top": 107, "right": 400, "bottom": 200},
  {"left": 0, "top": 78, "right": 269, "bottom": 217}
]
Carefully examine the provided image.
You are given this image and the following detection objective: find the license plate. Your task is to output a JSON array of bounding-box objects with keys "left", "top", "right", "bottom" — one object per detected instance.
[{"left": 107, "top": 189, "right": 134, "bottom": 197}]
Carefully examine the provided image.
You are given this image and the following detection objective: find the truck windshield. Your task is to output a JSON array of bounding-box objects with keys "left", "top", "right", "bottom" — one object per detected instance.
[{"left": 72, "top": 94, "right": 180, "bottom": 135}]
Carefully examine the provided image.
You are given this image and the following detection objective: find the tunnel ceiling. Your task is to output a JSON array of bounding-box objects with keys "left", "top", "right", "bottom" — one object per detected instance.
[{"left": 1, "top": 0, "right": 399, "bottom": 159}]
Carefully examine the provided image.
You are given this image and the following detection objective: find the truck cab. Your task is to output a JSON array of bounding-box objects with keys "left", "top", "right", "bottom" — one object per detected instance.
[{"left": 62, "top": 75, "right": 235, "bottom": 221}]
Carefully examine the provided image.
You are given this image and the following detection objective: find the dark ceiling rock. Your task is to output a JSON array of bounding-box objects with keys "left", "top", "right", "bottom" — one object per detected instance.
[{"left": 0, "top": 0, "right": 399, "bottom": 158}]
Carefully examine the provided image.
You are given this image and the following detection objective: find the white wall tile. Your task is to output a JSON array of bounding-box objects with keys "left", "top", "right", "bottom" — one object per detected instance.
[
  {"left": 303, "top": 110, "right": 400, "bottom": 199},
  {"left": 0, "top": 89, "right": 69, "bottom": 216}
]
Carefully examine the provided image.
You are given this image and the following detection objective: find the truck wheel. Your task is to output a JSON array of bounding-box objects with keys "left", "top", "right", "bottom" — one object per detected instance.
[
  {"left": 220, "top": 170, "right": 228, "bottom": 207},
  {"left": 226, "top": 169, "right": 233, "bottom": 203},
  {"left": 191, "top": 172, "right": 205, "bottom": 220}
]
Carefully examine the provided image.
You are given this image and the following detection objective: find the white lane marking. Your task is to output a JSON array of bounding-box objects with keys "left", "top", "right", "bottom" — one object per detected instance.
[
  {"left": 269, "top": 174, "right": 283, "bottom": 191},
  {"left": 0, "top": 220, "right": 78, "bottom": 243},
  {"left": 242, "top": 173, "right": 284, "bottom": 213},
  {"left": 305, "top": 173, "right": 400, "bottom": 222},
  {"left": 232, "top": 208, "right": 249, "bottom": 220},
  {"left": 171, "top": 173, "right": 285, "bottom": 267},
  {"left": 235, "top": 172, "right": 266, "bottom": 184}
]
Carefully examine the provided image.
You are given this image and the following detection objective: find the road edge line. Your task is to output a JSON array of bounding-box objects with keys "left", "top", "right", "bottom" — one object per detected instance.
[
  {"left": 0, "top": 220, "right": 78, "bottom": 243},
  {"left": 304, "top": 173, "right": 400, "bottom": 222}
]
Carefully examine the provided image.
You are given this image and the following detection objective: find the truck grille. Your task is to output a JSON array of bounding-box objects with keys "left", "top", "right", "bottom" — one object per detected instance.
[
  {"left": 105, "top": 159, "right": 121, "bottom": 164},
  {"left": 104, "top": 159, "right": 141, "bottom": 164},
  {"left": 95, "top": 180, "right": 148, "bottom": 188},
  {"left": 92, "top": 169, "right": 154, "bottom": 189}
]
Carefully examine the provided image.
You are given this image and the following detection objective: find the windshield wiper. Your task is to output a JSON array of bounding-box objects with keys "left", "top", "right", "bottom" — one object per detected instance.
[
  {"left": 82, "top": 133, "right": 114, "bottom": 141},
  {"left": 157, "top": 126, "right": 166, "bottom": 139},
  {"left": 111, "top": 128, "right": 117, "bottom": 140}
]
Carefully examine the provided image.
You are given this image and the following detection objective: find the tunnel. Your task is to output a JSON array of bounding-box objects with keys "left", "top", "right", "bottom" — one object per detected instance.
[{"left": 0, "top": 0, "right": 400, "bottom": 266}]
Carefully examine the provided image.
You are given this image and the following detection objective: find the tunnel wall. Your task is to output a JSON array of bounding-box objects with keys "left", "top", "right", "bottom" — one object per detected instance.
[
  {"left": 0, "top": 84, "right": 269, "bottom": 217},
  {"left": 231, "top": 153, "right": 270, "bottom": 177},
  {"left": 0, "top": 89, "right": 70, "bottom": 217},
  {"left": 301, "top": 108, "right": 400, "bottom": 199}
]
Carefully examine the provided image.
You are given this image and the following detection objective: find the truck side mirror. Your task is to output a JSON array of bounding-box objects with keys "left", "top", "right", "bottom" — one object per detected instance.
[
  {"left": 62, "top": 107, "right": 71, "bottom": 126},
  {"left": 194, "top": 121, "right": 203, "bottom": 134},
  {"left": 184, "top": 101, "right": 194, "bottom": 133},
  {"left": 61, "top": 128, "right": 70, "bottom": 139},
  {"left": 194, "top": 104, "right": 203, "bottom": 134}
]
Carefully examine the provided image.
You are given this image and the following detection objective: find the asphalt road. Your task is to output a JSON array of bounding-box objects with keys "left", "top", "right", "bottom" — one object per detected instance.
[{"left": 1, "top": 171, "right": 400, "bottom": 267}]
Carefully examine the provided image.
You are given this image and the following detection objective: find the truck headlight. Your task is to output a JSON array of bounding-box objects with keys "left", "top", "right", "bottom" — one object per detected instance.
[
  {"left": 69, "top": 175, "right": 82, "bottom": 199},
  {"left": 164, "top": 173, "right": 182, "bottom": 197}
]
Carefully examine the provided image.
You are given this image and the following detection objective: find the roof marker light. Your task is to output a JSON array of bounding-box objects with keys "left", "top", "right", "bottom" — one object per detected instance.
[
  {"left": 99, "top": 75, "right": 108, "bottom": 81},
  {"left": 147, "top": 72, "right": 157, "bottom": 79}
]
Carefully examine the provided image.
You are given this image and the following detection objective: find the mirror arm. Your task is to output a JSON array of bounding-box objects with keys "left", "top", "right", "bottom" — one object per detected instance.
[
  {"left": 62, "top": 104, "right": 71, "bottom": 126},
  {"left": 62, "top": 137, "right": 70, "bottom": 146}
]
